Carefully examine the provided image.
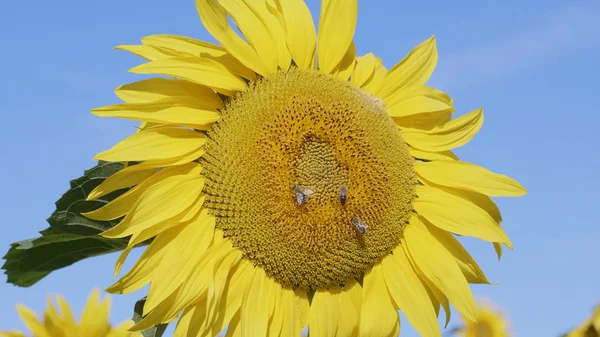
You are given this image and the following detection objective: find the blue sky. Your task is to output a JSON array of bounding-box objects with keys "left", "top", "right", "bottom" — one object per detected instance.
[{"left": 0, "top": 0, "right": 599, "bottom": 336}]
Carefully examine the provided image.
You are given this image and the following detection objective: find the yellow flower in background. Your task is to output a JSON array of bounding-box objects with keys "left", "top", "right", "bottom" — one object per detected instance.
[
  {"left": 86, "top": 0, "right": 526, "bottom": 336},
  {"left": 455, "top": 300, "right": 511, "bottom": 337},
  {"left": 0, "top": 289, "right": 140, "bottom": 337},
  {"left": 566, "top": 303, "right": 600, "bottom": 337}
]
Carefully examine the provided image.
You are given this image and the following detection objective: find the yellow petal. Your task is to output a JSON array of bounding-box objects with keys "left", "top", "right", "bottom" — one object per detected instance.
[
  {"left": 360, "top": 263, "right": 400, "bottom": 337},
  {"left": 395, "top": 110, "right": 452, "bottom": 130},
  {"left": 278, "top": 287, "right": 310, "bottom": 336},
  {"left": 142, "top": 34, "right": 225, "bottom": 56},
  {"left": 115, "top": 44, "right": 178, "bottom": 61},
  {"left": 267, "top": 284, "right": 284, "bottom": 337},
  {"left": 309, "top": 288, "right": 337, "bottom": 337},
  {"left": 127, "top": 196, "right": 205, "bottom": 257},
  {"left": 409, "top": 147, "right": 458, "bottom": 161},
  {"left": 403, "top": 216, "right": 477, "bottom": 321},
  {"left": 415, "top": 160, "right": 527, "bottom": 197},
  {"left": 378, "top": 36, "right": 437, "bottom": 100},
  {"left": 240, "top": 268, "right": 273, "bottom": 337},
  {"left": 111, "top": 321, "right": 138, "bottom": 337},
  {"left": 415, "top": 186, "right": 512, "bottom": 247},
  {"left": 218, "top": 0, "right": 282, "bottom": 74},
  {"left": 144, "top": 210, "right": 216, "bottom": 311},
  {"left": 195, "top": 0, "right": 269, "bottom": 76},
  {"left": 277, "top": 0, "right": 316, "bottom": 70},
  {"left": 225, "top": 312, "right": 242, "bottom": 337},
  {"left": 106, "top": 228, "right": 179, "bottom": 294},
  {"left": 140, "top": 34, "right": 256, "bottom": 81},
  {"left": 130, "top": 57, "right": 246, "bottom": 95},
  {"left": 382, "top": 249, "right": 441, "bottom": 337},
  {"left": 424, "top": 220, "right": 490, "bottom": 284},
  {"left": 246, "top": 0, "right": 291, "bottom": 70},
  {"left": 115, "top": 78, "right": 223, "bottom": 109},
  {"left": 80, "top": 289, "right": 111, "bottom": 331},
  {"left": 154, "top": 235, "right": 234, "bottom": 319},
  {"left": 317, "top": 0, "right": 358, "bottom": 74},
  {"left": 172, "top": 300, "right": 205, "bottom": 337},
  {"left": 16, "top": 305, "right": 51, "bottom": 337},
  {"left": 493, "top": 242, "right": 503, "bottom": 260},
  {"left": 332, "top": 41, "right": 356, "bottom": 81},
  {"left": 87, "top": 149, "right": 204, "bottom": 201},
  {"left": 338, "top": 280, "right": 362, "bottom": 337},
  {"left": 84, "top": 163, "right": 202, "bottom": 221},
  {"left": 426, "top": 183, "right": 503, "bottom": 224},
  {"left": 387, "top": 86, "right": 453, "bottom": 118},
  {"left": 114, "top": 244, "right": 134, "bottom": 277},
  {"left": 101, "top": 176, "right": 204, "bottom": 239},
  {"left": 205, "top": 249, "right": 244, "bottom": 326},
  {"left": 55, "top": 295, "right": 75, "bottom": 323},
  {"left": 132, "top": 288, "right": 181, "bottom": 330},
  {"left": 86, "top": 165, "right": 155, "bottom": 201},
  {"left": 202, "top": 259, "right": 254, "bottom": 337},
  {"left": 592, "top": 307, "right": 600, "bottom": 331},
  {"left": 423, "top": 282, "right": 440, "bottom": 317},
  {"left": 416, "top": 275, "right": 451, "bottom": 327},
  {"left": 309, "top": 280, "right": 361, "bottom": 337},
  {"left": 361, "top": 57, "right": 387, "bottom": 95},
  {"left": 401, "top": 108, "right": 483, "bottom": 151},
  {"left": 0, "top": 331, "right": 27, "bottom": 337},
  {"left": 43, "top": 298, "right": 66, "bottom": 336},
  {"left": 352, "top": 53, "right": 379, "bottom": 88},
  {"left": 92, "top": 97, "right": 220, "bottom": 127},
  {"left": 95, "top": 127, "right": 206, "bottom": 162},
  {"left": 113, "top": 246, "right": 135, "bottom": 277}
]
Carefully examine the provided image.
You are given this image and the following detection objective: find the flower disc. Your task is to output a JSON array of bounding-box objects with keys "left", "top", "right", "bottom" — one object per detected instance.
[{"left": 202, "top": 68, "right": 417, "bottom": 289}]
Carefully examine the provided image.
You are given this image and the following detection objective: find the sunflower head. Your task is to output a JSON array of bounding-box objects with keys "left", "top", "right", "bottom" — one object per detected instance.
[
  {"left": 203, "top": 68, "right": 417, "bottom": 289},
  {"left": 456, "top": 300, "right": 511, "bottom": 337},
  {"left": 0, "top": 289, "right": 141, "bottom": 337},
  {"left": 86, "top": 0, "right": 526, "bottom": 336}
]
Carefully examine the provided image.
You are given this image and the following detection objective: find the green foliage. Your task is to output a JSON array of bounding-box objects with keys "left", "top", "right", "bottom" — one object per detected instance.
[{"left": 1, "top": 161, "right": 141, "bottom": 287}]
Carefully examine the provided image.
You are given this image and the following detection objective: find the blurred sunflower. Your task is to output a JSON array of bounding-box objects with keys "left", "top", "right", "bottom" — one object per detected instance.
[
  {"left": 0, "top": 289, "right": 140, "bottom": 337},
  {"left": 454, "top": 300, "right": 511, "bottom": 337},
  {"left": 86, "top": 0, "right": 526, "bottom": 336},
  {"left": 565, "top": 303, "right": 600, "bottom": 337}
]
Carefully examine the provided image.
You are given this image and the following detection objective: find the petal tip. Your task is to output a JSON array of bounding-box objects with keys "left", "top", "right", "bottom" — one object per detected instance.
[
  {"left": 86, "top": 189, "right": 101, "bottom": 201},
  {"left": 128, "top": 62, "right": 150, "bottom": 74}
]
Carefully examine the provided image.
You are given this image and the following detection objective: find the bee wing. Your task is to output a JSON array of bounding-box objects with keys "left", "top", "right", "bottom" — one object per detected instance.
[{"left": 350, "top": 215, "right": 368, "bottom": 234}]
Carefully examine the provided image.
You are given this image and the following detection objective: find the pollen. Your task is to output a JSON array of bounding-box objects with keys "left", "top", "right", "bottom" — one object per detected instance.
[{"left": 202, "top": 68, "right": 416, "bottom": 289}]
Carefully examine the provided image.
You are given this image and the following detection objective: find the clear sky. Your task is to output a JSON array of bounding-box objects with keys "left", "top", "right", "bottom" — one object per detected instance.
[{"left": 0, "top": 0, "right": 599, "bottom": 336}]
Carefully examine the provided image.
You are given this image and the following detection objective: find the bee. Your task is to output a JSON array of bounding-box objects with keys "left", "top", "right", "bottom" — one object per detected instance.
[
  {"left": 339, "top": 186, "right": 348, "bottom": 206},
  {"left": 350, "top": 215, "right": 368, "bottom": 235},
  {"left": 293, "top": 185, "right": 313, "bottom": 205}
]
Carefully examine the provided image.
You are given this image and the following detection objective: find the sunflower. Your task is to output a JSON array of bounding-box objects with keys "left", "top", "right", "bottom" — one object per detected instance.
[
  {"left": 85, "top": 0, "right": 526, "bottom": 336},
  {"left": 454, "top": 300, "right": 511, "bottom": 337},
  {"left": 0, "top": 289, "right": 141, "bottom": 337},
  {"left": 565, "top": 303, "right": 600, "bottom": 337}
]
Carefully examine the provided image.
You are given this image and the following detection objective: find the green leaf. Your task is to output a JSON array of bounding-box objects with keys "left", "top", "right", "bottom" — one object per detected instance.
[
  {"left": 132, "top": 297, "right": 169, "bottom": 337},
  {"left": 2, "top": 161, "right": 144, "bottom": 287}
]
